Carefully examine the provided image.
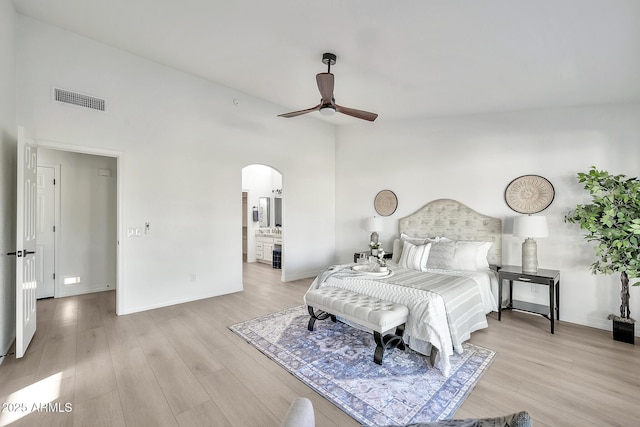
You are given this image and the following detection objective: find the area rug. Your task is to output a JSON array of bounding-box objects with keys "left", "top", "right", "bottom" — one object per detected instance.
[{"left": 229, "top": 305, "right": 496, "bottom": 426}]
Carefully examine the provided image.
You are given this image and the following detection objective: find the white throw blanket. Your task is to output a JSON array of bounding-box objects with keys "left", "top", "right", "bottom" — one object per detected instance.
[{"left": 308, "top": 264, "right": 496, "bottom": 376}]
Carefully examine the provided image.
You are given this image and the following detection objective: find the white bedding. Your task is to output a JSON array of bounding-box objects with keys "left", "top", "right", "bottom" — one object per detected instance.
[{"left": 308, "top": 262, "right": 498, "bottom": 376}]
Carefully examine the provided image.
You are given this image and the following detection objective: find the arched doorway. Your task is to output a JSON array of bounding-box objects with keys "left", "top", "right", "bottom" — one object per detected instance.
[{"left": 241, "top": 164, "right": 284, "bottom": 278}]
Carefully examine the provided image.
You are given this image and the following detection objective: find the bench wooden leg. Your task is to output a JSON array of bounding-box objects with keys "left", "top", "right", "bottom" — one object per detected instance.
[
  {"left": 373, "top": 324, "right": 406, "bottom": 365},
  {"left": 395, "top": 323, "right": 406, "bottom": 351},
  {"left": 307, "top": 306, "right": 333, "bottom": 331}
]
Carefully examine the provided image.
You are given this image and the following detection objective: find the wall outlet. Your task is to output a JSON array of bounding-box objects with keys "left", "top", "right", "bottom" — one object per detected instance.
[{"left": 190, "top": 273, "right": 197, "bottom": 282}]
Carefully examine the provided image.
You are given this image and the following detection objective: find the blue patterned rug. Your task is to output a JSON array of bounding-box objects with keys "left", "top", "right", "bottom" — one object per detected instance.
[{"left": 229, "top": 305, "right": 496, "bottom": 426}]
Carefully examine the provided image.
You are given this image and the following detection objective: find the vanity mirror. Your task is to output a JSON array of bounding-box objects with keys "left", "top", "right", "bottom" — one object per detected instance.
[{"left": 259, "top": 197, "right": 270, "bottom": 227}]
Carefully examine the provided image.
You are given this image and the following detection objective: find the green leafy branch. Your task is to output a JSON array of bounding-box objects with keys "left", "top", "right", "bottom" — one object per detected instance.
[{"left": 565, "top": 167, "right": 640, "bottom": 280}]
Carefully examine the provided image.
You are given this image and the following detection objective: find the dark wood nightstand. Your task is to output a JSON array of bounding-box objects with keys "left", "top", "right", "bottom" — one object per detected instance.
[{"left": 498, "top": 265, "right": 560, "bottom": 333}]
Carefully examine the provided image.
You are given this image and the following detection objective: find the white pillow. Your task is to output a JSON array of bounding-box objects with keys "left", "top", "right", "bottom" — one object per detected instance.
[
  {"left": 450, "top": 242, "right": 479, "bottom": 270},
  {"left": 427, "top": 240, "right": 492, "bottom": 271},
  {"left": 456, "top": 241, "right": 492, "bottom": 270},
  {"left": 398, "top": 241, "right": 432, "bottom": 271}
]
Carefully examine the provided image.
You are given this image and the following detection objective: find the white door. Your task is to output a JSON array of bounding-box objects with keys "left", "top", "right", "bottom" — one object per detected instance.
[
  {"left": 36, "top": 166, "right": 56, "bottom": 299},
  {"left": 15, "top": 127, "right": 38, "bottom": 358}
]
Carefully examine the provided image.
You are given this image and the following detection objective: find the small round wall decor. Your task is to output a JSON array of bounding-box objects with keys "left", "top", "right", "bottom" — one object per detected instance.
[
  {"left": 504, "top": 175, "right": 555, "bottom": 214},
  {"left": 374, "top": 190, "right": 398, "bottom": 216}
]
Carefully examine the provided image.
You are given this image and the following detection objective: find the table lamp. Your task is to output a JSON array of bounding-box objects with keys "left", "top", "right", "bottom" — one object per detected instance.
[
  {"left": 366, "top": 216, "right": 383, "bottom": 245},
  {"left": 513, "top": 215, "right": 548, "bottom": 274}
]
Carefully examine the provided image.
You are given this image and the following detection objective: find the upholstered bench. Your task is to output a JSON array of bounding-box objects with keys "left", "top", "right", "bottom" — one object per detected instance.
[{"left": 304, "top": 286, "right": 409, "bottom": 364}]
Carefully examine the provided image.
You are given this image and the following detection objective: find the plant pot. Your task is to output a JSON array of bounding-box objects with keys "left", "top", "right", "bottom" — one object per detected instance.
[{"left": 612, "top": 318, "right": 635, "bottom": 344}]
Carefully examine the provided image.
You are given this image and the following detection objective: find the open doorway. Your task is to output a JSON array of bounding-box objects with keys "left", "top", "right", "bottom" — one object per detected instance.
[
  {"left": 36, "top": 147, "right": 118, "bottom": 304},
  {"left": 242, "top": 164, "right": 283, "bottom": 277}
]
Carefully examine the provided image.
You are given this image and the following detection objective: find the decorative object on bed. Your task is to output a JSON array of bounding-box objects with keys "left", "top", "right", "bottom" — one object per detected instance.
[
  {"left": 513, "top": 215, "right": 548, "bottom": 274},
  {"left": 376, "top": 248, "right": 388, "bottom": 268},
  {"left": 351, "top": 263, "right": 393, "bottom": 277},
  {"left": 374, "top": 189, "right": 398, "bottom": 216},
  {"left": 564, "top": 167, "right": 640, "bottom": 344},
  {"left": 504, "top": 174, "right": 555, "bottom": 214},
  {"left": 230, "top": 305, "right": 496, "bottom": 426},
  {"left": 367, "top": 216, "right": 384, "bottom": 246}
]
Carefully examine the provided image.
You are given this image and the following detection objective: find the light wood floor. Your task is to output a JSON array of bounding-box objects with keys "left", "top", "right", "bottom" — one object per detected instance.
[{"left": 1, "top": 262, "right": 639, "bottom": 426}]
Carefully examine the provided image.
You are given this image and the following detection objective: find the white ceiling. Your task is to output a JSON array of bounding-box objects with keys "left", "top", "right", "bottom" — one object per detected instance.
[{"left": 12, "top": 0, "right": 640, "bottom": 124}]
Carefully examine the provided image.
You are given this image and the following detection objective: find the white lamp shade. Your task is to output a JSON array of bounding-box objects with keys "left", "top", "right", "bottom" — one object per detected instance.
[
  {"left": 514, "top": 215, "right": 548, "bottom": 238},
  {"left": 366, "top": 216, "right": 383, "bottom": 233}
]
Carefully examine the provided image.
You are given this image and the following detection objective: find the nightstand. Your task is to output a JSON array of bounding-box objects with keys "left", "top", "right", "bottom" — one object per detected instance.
[{"left": 498, "top": 265, "right": 560, "bottom": 333}]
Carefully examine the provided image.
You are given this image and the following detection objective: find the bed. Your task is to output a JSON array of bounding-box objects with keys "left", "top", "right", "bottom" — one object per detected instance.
[{"left": 306, "top": 199, "right": 502, "bottom": 376}]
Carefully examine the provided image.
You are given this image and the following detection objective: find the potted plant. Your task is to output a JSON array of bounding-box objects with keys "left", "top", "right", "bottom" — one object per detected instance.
[{"left": 565, "top": 167, "right": 640, "bottom": 344}]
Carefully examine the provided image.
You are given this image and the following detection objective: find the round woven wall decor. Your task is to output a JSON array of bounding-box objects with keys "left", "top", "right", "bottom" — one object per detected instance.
[
  {"left": 504, "top": 175, "right": 555, "bottom": 214},
  {"left": 374, "top": 190, "right": 398, "bottom": 216}
]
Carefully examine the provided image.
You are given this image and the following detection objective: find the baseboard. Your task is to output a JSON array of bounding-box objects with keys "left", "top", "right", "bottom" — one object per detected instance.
[
  {"left": 117, "top": 289, "right": 241, "bottom": 315},
  {"left": 281, "top": 269, "right": 322, "bottom": 282},
  {"left": 571, "top": 314, "right": 640, "bottom": 338},
  {"left": 55, "top": 285, "right": 113, "bottom": 299},
  {"left": 0, "top": 338, "right": 15, "bottom": 367}
]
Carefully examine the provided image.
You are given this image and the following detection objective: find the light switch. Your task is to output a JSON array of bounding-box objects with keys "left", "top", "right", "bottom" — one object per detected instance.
[{"left": 128, "top": 227, "right": 143, "bottom": 237}]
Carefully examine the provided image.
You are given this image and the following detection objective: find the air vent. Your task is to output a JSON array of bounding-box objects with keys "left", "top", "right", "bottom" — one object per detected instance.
[{"left": 54, "top": 88, "right": 106, "bottom": 112}]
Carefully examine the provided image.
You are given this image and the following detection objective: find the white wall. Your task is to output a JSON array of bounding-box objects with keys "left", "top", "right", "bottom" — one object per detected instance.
[
  {"left": 38, "top": 148, "right": 117, "bottom": 297},
  {"left": 16, "top": 16, "right": 336, "bottom": 314},
  {"left": 335, "top": 104, "right": 640, "bottom": 335},
  {"left": 0, "top": 0, "right": 16, "bottom": 363}
]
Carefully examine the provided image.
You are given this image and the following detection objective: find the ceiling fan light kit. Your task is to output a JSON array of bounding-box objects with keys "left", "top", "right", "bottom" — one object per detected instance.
[
  {"left": 278, "top": 53, "right": 378, "bottom": 122},
  {"left": 319, "top": 105, "right": 336, "bottom": 115}
]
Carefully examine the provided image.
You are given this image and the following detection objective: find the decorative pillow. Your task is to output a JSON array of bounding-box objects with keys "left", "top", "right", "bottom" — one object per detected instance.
[
  {"left": 391, "top": 238, "right": 402, "bottom": 263},
  {"left": 398, "top": 241, "right": 432, "bottom": 271},
  {"left": 426, "top": 241, "right": 456, "bottom": 269}
]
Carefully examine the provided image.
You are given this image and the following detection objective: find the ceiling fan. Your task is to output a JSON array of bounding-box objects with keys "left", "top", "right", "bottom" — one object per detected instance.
[{"left": 278, "top": 53, "right": 378, "bottom": 122}]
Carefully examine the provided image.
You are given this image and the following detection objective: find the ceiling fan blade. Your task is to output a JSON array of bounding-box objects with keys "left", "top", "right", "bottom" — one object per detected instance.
[
  {"left": 316, "top": 73, "right": 334, "bottom": 104},
  {"left": 278, "top": 103, "right": 322, "bottom": 118},
  {"left": 334, "top": 104, "right": 378, "bottom": 122}
]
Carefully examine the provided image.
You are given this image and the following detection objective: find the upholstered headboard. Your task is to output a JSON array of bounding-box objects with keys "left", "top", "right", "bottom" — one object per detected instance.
[{"left": 398, "top": 199, "right": 503, "bottom": 266}]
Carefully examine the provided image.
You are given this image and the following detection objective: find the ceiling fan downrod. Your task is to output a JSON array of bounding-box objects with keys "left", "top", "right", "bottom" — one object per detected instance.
[{"left": 322, "top": 52, "right": 336, "bottom": 73}]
